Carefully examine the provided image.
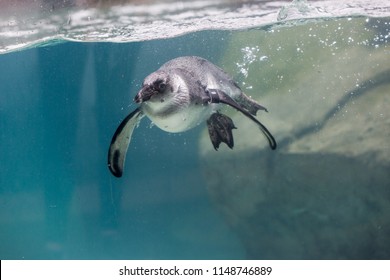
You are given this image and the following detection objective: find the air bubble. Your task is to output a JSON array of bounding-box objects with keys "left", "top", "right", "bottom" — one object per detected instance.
[{"left": 260, "top": 56, "right": 268, "bottom": 61}]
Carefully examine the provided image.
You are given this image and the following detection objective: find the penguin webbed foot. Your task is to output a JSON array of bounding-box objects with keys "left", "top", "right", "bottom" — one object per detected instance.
[
  {"left": 207, "top": 112, "right": 237, "bottom": 150},
  {"left": 205, "top": 88, "right": 277, "bottom": 150}
]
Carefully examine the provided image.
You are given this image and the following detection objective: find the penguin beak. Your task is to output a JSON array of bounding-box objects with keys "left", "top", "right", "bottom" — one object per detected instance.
[{"left": 134, "top": 86, "right": 155, "bottom": 103}]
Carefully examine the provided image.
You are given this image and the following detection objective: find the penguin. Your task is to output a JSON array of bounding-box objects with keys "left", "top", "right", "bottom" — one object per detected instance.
[{"left": 108, "top": 56, "right": 276, "bottom": 177}]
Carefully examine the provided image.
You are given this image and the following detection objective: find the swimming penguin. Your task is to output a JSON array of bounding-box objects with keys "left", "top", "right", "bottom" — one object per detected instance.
[{"left": 108, "top": 56, "right": 276, "bottom": 177}]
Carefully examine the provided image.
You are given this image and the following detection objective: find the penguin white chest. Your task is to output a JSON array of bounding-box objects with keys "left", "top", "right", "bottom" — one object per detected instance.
[{"left": 142, "top": 102, "right": 218, "bottom": 133}]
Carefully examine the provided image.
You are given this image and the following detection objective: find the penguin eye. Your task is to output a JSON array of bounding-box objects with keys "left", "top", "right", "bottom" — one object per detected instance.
[{"left": 158, "top": 82, "right": 166, "bottom": 92}]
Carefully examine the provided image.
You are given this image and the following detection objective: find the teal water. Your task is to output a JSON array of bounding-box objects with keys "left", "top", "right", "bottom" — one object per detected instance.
[
  {"left": 0, "top": 32, "right": 247, "bottom": 259},
  {"left": 1, "top": 4, "right": 390, "bottom": 259}
]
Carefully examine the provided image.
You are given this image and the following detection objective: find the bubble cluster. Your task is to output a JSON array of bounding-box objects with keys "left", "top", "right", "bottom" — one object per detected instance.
[{"left": 236, "top": 46, "right": 269, "bottom": 89}]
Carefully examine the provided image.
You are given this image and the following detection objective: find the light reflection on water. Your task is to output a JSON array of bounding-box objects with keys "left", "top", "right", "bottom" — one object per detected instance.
[{"left": 0, "top": 0, "right": 389, "bottom": 53}]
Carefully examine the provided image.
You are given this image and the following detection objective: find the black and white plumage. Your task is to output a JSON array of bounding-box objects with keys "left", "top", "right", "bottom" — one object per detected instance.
[{"left": 108, "top": 56, "right": 276, "bottom": 177}]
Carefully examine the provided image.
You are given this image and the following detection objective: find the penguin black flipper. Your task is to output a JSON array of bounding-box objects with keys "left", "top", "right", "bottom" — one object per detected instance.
[
  {"left": 207, "top": 112, "right": 237, "bottom": 150},
  {"left": 206, "top": 89, "right": 277, "bottom": 150},
  {"left": 108, "top": 107, "right": 143, "bottom": 177}
]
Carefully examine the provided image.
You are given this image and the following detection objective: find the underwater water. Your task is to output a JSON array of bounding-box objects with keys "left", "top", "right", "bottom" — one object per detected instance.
[{"left": 0, "top": 1, "right": 389, "bottom": 259}]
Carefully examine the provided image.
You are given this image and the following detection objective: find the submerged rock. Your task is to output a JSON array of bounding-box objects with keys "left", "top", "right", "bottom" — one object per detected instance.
[{"left": 199, "top": 19, "right": 390, "bottom": 259}]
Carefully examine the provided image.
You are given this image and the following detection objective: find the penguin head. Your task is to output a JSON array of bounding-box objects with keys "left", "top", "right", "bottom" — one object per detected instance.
[{"left": 134, "top": 70, "right": 175, "bottom": 103}]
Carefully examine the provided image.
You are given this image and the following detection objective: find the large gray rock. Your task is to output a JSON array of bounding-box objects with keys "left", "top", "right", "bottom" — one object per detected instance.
[{"left": 199, "top": 18, "right": 390, "bottom": 259}]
